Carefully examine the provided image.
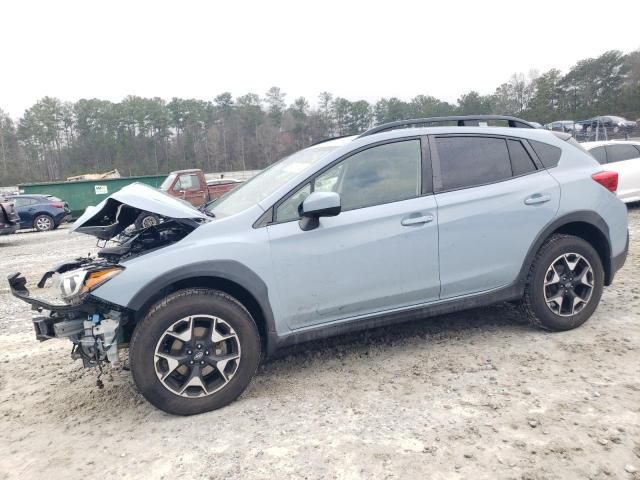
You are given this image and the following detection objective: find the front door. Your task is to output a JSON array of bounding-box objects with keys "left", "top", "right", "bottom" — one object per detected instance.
[
  {"left": 267, "top": 138, "right": 440, "bottom": 330},
  {"left": 173, "top": 173, "right": 207, "bottom": 206}
]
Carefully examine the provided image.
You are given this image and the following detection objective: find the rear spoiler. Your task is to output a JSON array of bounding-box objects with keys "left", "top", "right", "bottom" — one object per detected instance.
[{"left": 552, "top": 131, "right": 572, "bottom": 141}]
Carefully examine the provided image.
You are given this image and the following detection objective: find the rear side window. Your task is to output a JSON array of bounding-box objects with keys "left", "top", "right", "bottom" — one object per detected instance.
[
  {"left": 13, "top": 197, "right": 38, "bottom": 207},
  {"left": 589, "top": 146, "right": 607, "bottom": 164},
  {"left": 605, "top": 145, "right": 640, "bottom": 163},
  {"left": 529, "top": 140, "right": 562, "bottom": 168},
  {"left": 436, "top": 136, "right": 511, "bottom": 190},
  {"left": 507, "top": 139, "right": 537, "bottom": 176}
]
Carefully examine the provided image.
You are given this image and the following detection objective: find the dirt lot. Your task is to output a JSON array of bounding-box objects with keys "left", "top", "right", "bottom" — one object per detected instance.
[{"left": 1, "top": 213, "right": 639, "bottom": 480}]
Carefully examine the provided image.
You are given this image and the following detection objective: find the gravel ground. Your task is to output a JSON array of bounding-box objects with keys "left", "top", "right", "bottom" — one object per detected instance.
[{"left": 1, "top": 214, "right": 639, "bottom": 480}]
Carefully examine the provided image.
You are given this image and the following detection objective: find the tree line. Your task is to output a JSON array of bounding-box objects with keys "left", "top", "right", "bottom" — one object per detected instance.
[{"left": 0, "top": 48, "right": 638, "bottom": 186}]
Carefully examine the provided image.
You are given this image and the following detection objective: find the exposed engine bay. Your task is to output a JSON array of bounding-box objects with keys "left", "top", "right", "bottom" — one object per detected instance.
[
  {"left": 7, "top": 183, "right": 209, "bottom": 376},
  {"left": 97, "top": 216, "right": 200, "bottom": 262}
]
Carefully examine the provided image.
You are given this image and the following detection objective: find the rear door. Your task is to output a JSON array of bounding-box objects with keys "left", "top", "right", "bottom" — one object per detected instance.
[{"left": 432, "top": 135, "right": 560, "bottom": 298}]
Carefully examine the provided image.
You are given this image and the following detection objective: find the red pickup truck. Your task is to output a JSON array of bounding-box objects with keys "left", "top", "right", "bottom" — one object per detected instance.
[
  {"left": 134, "top": 169, "right": 242, "bottom": 229},
  {"left": 160, "top": 169, "right": 242, "bottom": 206}
]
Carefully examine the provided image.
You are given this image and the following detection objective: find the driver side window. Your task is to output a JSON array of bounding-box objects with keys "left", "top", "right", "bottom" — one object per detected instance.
[
  {"left": 317, "top": 139, "right": 421, "bottom": 211},
  {"left": 176, "top": 174, "right": 199, "bottom": 191},
  {"left": 274, "top": 139, "right": 422, "bottom": 222}
]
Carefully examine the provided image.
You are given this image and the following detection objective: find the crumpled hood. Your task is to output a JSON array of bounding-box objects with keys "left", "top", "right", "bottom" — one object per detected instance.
[{"left": 71, "top": 182, "right": 208, "bottom": 240}]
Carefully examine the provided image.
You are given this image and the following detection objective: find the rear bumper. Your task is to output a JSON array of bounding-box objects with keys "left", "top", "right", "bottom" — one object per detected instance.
[
  {"left": 53, "top": 211, "right": 70, "bottom": 225},
  {"left": 609, "top": 230, "right": 629, "bottom": 284},
  {"left": 0, "top": 223, "right": 18, "bottom": 235}
]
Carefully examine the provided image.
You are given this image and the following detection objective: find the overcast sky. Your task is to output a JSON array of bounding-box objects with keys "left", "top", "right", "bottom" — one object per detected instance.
[{"left": 2, "top": 0, "right": 639, "bottom": 118}]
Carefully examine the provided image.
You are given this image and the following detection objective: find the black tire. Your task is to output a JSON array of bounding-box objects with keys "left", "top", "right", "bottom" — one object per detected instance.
[
  {"left": 33, "top": 214, "right": 54, "bottom": 232},
  {"left": 129, "top": 288, "right": 261, "bottom": 415},
  {"left": 522, "top": 234, "right": 604, "bottom": 331},
  {"left": 134, "top": 212, "right": 160, "bottom": 230}
]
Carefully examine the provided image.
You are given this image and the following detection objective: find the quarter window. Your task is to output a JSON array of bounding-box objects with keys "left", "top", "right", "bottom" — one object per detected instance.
[
  {"left": 436, "top": 136, "right": 511, "bottom": 190},
  {"left": 605, "top": 145, "right": 640, "bottom": 163},
  {"left": 507, "top": 139, "right": 537, "bottom": 176},
  {"left": 529, "top": 140, "right": 562, "bottom": 168},
  {"left": 275, "top": 183, "right": 311, "bottom": 222}
]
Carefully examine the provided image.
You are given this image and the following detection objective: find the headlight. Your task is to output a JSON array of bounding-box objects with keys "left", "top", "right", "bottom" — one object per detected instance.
[
  {"left": 58, "top": 266, "right": 123, "bottom": 299},
  {"left": 81, "top": 267, "right": 123, "bottom": 293}
]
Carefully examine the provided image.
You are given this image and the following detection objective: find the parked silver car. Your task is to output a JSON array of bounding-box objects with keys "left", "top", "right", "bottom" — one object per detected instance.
[{"left": 9, "top": 115, "right": 629, "bottom": 415}]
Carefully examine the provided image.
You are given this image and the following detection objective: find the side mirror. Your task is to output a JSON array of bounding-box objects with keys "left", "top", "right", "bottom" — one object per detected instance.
[{"left": 298, "top": 192, "right": 341, "bottom": 231}]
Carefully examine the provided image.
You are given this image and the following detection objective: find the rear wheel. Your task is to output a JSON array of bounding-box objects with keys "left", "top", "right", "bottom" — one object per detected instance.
[
  {"left": 33, "top": 214, "right": 54, "bottom": 232},
  {"left": 522, "top": 234, "right": 604, "bottom": 331},
  {"left": 129, "top": 288, "right": 261, "bottom": 415}
]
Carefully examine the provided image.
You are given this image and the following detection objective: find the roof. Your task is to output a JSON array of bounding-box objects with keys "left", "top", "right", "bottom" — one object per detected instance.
[
  {"left": 7, "top": 193, "right": 52, "bottom": 198},
  {"left": 308, "top": 136, "right": 357, "bottom": 149},
  {"left": 168, "top": 169, "right": 202, "bottom": 175},
  {"left": 359, "top": 115, "right": 536, "bottom": 137}
]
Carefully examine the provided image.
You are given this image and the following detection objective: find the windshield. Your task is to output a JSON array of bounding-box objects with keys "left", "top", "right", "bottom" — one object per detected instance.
[
  {"left": 209, "top": 145, "right": 339, "bottom": 217},
  {"left": 160, "top": 174, "right": 176, "bottom": 191}
]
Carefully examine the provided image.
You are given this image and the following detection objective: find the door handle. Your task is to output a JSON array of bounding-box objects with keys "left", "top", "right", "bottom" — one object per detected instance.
[
  {"left": 524, "top": 194, "right": 551, "bottom": 205},
  {"left": 401, "top": 214, "right": 435, "bottom": 226}
]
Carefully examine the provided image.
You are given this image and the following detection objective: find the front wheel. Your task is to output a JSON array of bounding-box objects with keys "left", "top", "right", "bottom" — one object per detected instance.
[
  {"left": 129, "top": 289, "right": 261, "bottom": 415},
  {"left": 522, "top": 234, "right": 604, "bottom": 331},
  {"left": 134, "top": 212, "right": 160, "bottom": 230}
]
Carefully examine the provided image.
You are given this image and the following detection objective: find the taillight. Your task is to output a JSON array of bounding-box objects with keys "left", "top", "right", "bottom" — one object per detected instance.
[
  {"left": 50, "top": 202, "right": 63, "bottom": 208},
  {"left": 592, "top": 171, "right": 618, "bottom": 193}
]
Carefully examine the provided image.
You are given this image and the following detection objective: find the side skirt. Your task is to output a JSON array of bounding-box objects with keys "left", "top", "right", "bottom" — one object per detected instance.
[{"left": 267, "top": 283, "right": 523, "bottom": 356}]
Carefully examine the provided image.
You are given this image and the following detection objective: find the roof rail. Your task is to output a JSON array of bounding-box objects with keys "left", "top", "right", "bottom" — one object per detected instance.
[{"left": 358, "top": 115, "right": 536, "bottom": 138}]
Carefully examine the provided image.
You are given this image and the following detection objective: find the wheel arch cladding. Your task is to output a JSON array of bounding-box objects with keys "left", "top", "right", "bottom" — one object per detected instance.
[
  {"left": 553, "top": 222, "right": 611, "bottom": 284},
  {"left": 128, "top": 260, "right": 276, "bottom": 355},
  {"left": 521, "top": 211, "right": 613, "bottom": 287}
]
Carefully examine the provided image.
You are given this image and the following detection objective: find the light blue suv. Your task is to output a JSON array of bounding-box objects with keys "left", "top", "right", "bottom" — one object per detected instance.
[{"left": 10, "top": 115, "right": 628, "bottom": 415}]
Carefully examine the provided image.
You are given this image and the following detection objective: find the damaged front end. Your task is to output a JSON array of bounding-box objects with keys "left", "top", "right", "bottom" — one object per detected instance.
[
  {"left": 8, "top": 263, "right": 129, "bottom": 368},
  {"left": 8, "top": 182, "right": 209, "bottom": 370}
]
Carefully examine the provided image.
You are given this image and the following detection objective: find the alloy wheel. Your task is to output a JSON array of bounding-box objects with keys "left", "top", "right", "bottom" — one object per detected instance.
[
  {"left": 141, "top": 215, "right": 158, "bottom": 228},
  {"left": 154, "top": 314, "right": 241, "bottom": 397},
  {"left": 543, "top": 253, "right": 594, "bottom": 317},
  {"left": 35, "top": 216, "right": 52, "bottom": 231}
]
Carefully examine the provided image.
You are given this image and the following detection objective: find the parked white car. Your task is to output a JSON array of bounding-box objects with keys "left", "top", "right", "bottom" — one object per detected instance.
[{"left": 583, "top": 141, "right": 640, "bottom": 203}]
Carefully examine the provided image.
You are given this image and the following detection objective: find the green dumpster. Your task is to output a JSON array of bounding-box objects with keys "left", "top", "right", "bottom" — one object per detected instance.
[{"left": 18, "top": 174, "right": 168, "bottom": 219}]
